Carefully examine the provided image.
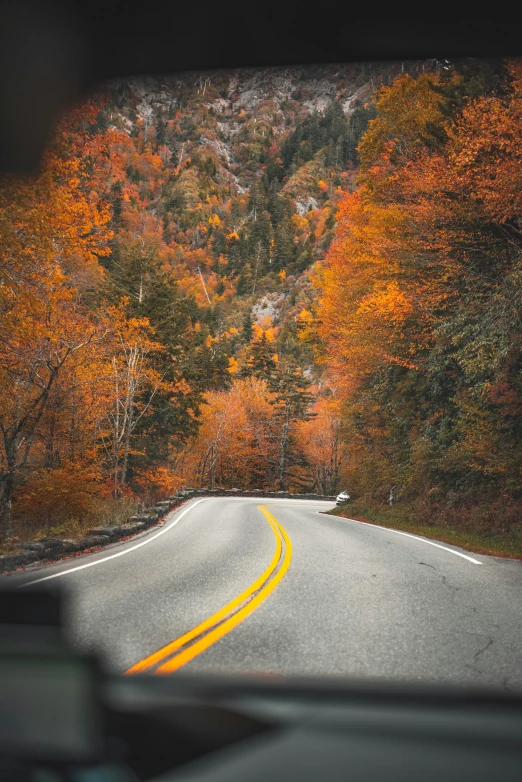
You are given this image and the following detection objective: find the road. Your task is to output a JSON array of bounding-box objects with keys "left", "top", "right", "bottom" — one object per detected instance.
[{"left": 4, "top": 497, "right": 522, "bottom": 689}]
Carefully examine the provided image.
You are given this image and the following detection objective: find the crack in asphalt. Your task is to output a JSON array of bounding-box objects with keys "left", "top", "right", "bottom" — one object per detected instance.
[
  {"left": 473, "top": 638, "right": 494, "bottom": 662},
  {"left": 441, "top": 575, "right": 459, "bottom": 592},
  {"left": 418, "top": 563, "right": 460, "bottom": 595}
]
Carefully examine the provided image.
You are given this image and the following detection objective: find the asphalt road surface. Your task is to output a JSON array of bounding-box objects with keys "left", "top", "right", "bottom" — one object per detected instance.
[{"left": 4, "top": 497, "right": 522, "bottom": 690}]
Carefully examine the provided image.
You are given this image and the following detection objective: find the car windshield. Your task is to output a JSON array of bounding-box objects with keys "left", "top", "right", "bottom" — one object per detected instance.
[{"left": 1, "top": 57, "right": 521, "bottom": 691}]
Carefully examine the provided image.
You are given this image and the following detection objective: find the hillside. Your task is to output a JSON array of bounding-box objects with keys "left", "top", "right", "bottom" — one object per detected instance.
[{"left": 99, "top": 61, "right": 428, "bottom": 380}]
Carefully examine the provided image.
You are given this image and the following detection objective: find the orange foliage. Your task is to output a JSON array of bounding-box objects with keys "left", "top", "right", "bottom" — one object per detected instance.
[
  {"left": 316, "top": 60, "right": 522, "bottom": 500},
  {"left": 180, "top": 378, "right": 278, "bottom": 490},
  {"left": 295, "top": 395, "right": 344, "bottom": 495},
  {"left": 133, "top": 467, "right": 184, "bottom": 503},
  {"left": 14, "top": 464, "right": 102, "bottom": 527},
  {"left": 0, "top": 98, "right": 119, "bottom": 536}
]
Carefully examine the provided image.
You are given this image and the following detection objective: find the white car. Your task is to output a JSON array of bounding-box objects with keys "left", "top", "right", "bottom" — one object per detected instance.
[{"left": 335, "top": 491, "right": 350, "bottom": 505}]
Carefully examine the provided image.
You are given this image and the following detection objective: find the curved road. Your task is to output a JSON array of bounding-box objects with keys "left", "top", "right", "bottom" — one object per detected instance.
[{"left": 4, "top": 497, "right": 522, "bottom": 689}]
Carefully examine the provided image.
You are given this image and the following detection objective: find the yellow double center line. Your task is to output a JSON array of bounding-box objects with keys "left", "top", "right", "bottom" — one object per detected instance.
[{"left": 124, "top": 505, "right": 292, "bottom": 675}]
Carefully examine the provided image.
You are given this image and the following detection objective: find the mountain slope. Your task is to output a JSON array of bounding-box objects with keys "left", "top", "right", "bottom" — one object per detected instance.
[{"left": 100, "top": 61, "right": 430, "bottom": 373}]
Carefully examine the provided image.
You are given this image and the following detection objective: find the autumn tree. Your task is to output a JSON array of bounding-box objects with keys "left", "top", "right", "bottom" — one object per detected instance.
[
  {"left": 182, "top": 377, "right": 278, "bottom": 490},
  {"left": 0, "top": 99, "right": 116, "bottom": 539},
  {"left": 96, "top": 303, "right": 164, "bottom": 498},
  {"left": 295, "top": 393, "right": 343, "bottom": 494},
  {"left": 103, "top": 234, "right": 203, "bottom": 485},
  {"left": 267, "top": 358, "right": 314, "bottom": 491},
  {"left": 316, "top": 60, "right": 522, "bottom": 518}
]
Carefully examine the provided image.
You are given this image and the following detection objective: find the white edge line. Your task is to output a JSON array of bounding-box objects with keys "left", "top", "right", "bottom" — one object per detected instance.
[
  {"left": 19, "top": 499, "right": 208, "bottom": 588},
  {"left": 316, "top": 512, "right": 482, "bottom": 565},
  {"left": 267, "top": 501, "right": 335, "bottom": 507}
]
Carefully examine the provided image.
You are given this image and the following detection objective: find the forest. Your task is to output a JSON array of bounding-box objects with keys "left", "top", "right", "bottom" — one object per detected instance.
[{"left": 1, "top": 59, "right": 521, "bottom": 551}]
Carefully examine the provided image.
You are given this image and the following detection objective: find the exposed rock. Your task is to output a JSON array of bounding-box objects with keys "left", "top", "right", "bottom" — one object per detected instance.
[
  {"left": 295, "top": 196, "right": 319, "bottom": 216},
  {"left": 20, "top": 541, "right": 47, "bottom": 554},
  {"left": 251, "top": 292, "right": 287, "bottom": 326},
  {"left": 88, "top": 527, "right": 113, "bottom": 537},
  {"left": 88, "top": 526, "right": 121, "bottom": 540},
  {"left": 0, "top": 553, "right": 28, "bottom": 572},
  {"left": 36, "top": 538, "right": 68, "bottom": 556},
  {"left": 57, "top": 540, "right": 78, "bottom": 553},
  {"left": 117, "top": 523, "right": 145, "bottom": 536},
  {"left": 77, "top": 535, "right": 110, "bottom": 549},
  {"left": 200, "top": 136, "right": 231, "bottom": 163}
]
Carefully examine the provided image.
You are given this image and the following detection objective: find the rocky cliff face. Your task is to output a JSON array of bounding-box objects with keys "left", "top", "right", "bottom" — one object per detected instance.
[{"left": 108, "top": 61, "right": 422, "bottom": 192}]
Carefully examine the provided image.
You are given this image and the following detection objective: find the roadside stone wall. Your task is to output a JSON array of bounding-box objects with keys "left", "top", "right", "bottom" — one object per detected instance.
[
  {"left": 180, "top": 488, "right": 337, "bottom": 501},
  {"left": 0, "top": 490, "right": 336, "bottom": 575}
]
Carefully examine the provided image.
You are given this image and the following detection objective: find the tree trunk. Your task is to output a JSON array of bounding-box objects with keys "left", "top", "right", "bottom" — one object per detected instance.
[
  {"left": 44, "top": 410, "right": 56, "bottom": 468},
  {"left": 252, "top": 243, "right": 262, "bottom": 295},
  {"left": 112, "top": 360, "right": 120, "bottom": 498},
  {"left": 120, "top": 389, "right": 135, "bottom": 494},
  {"left": 209, "top": 443, "right": 217, "bottom": 489},
  {"left": 0, "top": 469, "right": 14, "bottom": 541},
  {"left": 278, "top": 404, "right": 290, "bottom": 491},
  {"left": 120, "top": 412, "right": 132, "bottom": 494},
  {"left": 0, "top": 430, "right": 19, "bottom": 540}
]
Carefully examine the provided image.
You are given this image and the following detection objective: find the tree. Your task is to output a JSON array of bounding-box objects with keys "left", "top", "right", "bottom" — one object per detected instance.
[
  {"left": 316, "top": 60, "right": 522, "bottom": 516},
  {"left": 268, "top": 358, "right": 314, "bottom": 491},
  {"left": 104, "top": 234, "right": 203, "bottom": 485},
  {"left": 181, "top": 378, "right": 277, "bottom": 490},
  {"left": 242, "top": 312, "right": 253, "bottom": 342},
  {"left": 99, "top": 304, "right": 164, "bottom": 498},
  {"left": 241, "top": 334, "right": 277, "bottom": 380},
  {"left": 0, "top": 98, "right": 116, "bottom": 539},
  {"left": 295, "top": 394, "right": 343, "bottom": 494},
  {"left": 273, "top": 217, "right": 296, "bottom": 271}
]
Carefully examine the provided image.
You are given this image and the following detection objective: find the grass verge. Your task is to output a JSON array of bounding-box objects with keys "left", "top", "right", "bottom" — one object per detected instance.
[
  {"left": 0, "top": 497, "right": 140, "bottom": 555},
  {"left": 326, "top": 501, "right": 522, "bottom": 560}
]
